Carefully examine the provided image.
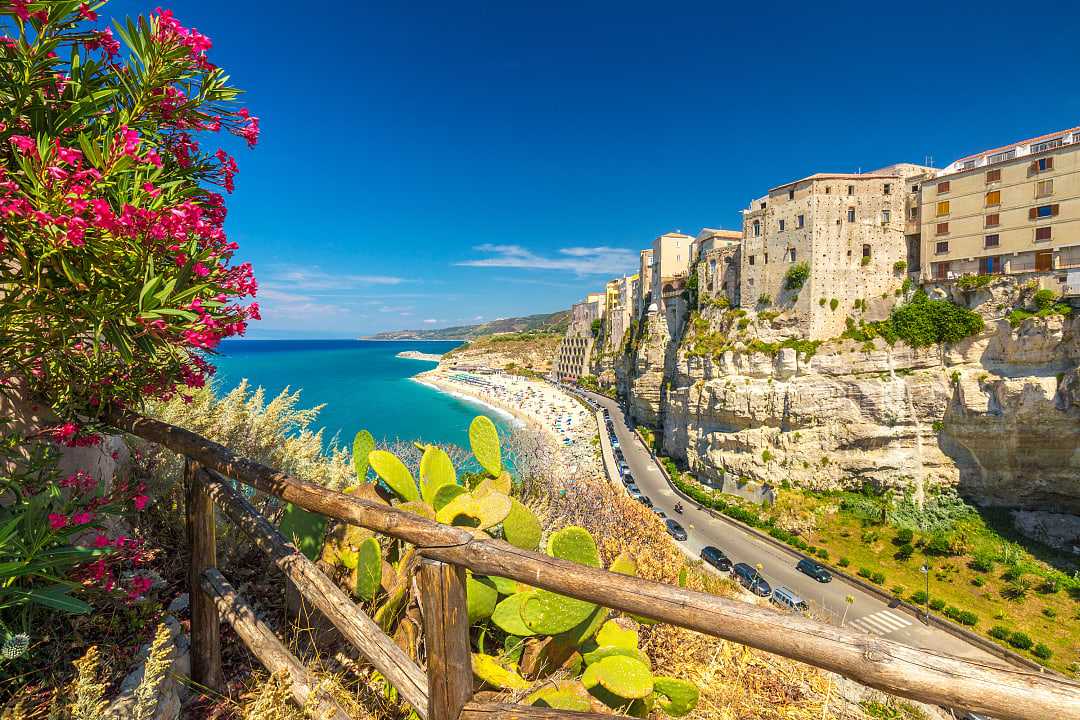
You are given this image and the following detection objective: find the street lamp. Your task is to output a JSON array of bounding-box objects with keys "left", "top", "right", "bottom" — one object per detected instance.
[{"left": 919, "top": 564, "right": 930, "bottom": 624}]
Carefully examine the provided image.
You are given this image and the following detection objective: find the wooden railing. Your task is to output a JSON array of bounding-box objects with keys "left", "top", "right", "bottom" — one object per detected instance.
[{"left": 107, "top": 409, "right": 1080, "bottom": 720}]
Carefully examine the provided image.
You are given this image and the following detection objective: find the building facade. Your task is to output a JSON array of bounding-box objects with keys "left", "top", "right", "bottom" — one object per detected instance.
[
  {"left": 917, "top": 127, "right": 1080, "bottom": 292},
  {"left": 650, "top": 232, "right": 695, "bottom": 336},
  {"left": 693, "top": 229, "right": 742, "bottom": 305},
  {"left": 554, "top": 292, "right": 605, "bottom": 381},
  {"left": 605, "top": 274, "right": 638, "bottom": 353},
  {"left": 740, "top": 166, "right": 931, "bottom": 339},
  {"left": 635, "top": 248, "right": 654, "bottom": 320}
]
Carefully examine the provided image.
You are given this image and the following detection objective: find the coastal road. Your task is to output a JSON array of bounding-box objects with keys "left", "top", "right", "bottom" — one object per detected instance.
[{"left": 577, "top": 388, "right": 1002, "bottom": 665}]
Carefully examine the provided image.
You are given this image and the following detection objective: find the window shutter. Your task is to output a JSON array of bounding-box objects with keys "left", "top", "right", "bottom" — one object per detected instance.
[
  {"left": 1029, "top": 207, "right": 1038, "bottom": 220},
  {"left": 1052, "top": 203, "right": 1060, "bottom": 216},
  {"left": 1047, "top": 157, "right": 1054, "bottom": 170},
  {"left": 1030, "top": 161, "right": 1038, "bottom": 173}
]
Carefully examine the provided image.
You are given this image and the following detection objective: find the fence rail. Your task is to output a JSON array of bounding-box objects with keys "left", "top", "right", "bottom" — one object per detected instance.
[{"left": 107, "top": 408, "right": 1080, "bottom": 720}]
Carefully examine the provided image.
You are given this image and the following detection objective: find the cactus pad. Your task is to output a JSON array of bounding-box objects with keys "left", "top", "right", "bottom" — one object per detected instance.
[
  {"left": 466, "top": 574, "right": 498, "bottom": 623},
  {"left": 368, "top": 450, "right": 419, "bottom": 502},
  {"left": 652, "top": 677, "right": 699, "bottom": 717},
  {"left": 419, "top": 445, "right": 456, "bottom": 504},
  {"left": 546, "top": 526, "right": 600, "bottom": 567},
  {"left": 354, "top": 537, "right": 382, "bottom": 602},
  {"left": 491, "top": 592, "right": 537, "bottom": 637},
  {"left": 503, "top": 634, "right": 526, "bottom": 663},
  {"left": 277, "top": 504, "right": 327, "bottom": 561},
  {"left": 489, "top": 576, "right": 519, "bottom": 596},
  {"left": 352, "top": 429, "right": 375, "bottom": 482},
  {"left": 609, "top": 552, "right": 637, "bottom": 576},
  {"left": 559, "top": 605, "right": 610, "bottom": 647},
  {"left": 431, "top": 483, "right": 467, "bottom": 511},
  {"left": 468, "top": 415, "right": 502, "bottom": 476},
  {"left": 396, "top": 501, "right": 436, "bottom": 520},
  {"left": 596, "top": 620, "right": 638, "bottom": 650},
  {"left": 526, "top": 681, "right": 593, "bottom": 712},
  {"left": 522, "top": 589, "right": 598, "bottom": 635},
  {"left": 474, "top": 492, "right": 512, "bottom": 529},
  {"left": 581, "top": 655, "right": 654, "bottom": 700},
  {"left": 434, "top": 493, "right": 480, "bottom": 527},
  {"left": 582, "top": 645, "right": 651, "bottom": 668},
  {"left": 471, "top": 653, "right": 530, "bottom": 690},
  {"left": 502, "top": 499, "right": 542, "bottom": 550}
]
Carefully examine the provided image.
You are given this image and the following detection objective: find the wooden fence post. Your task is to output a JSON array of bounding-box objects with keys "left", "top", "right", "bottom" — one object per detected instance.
[
  {"left": 185, "top": 459, "right": 223, "bottom": 693},
  {"left": 419, "top": 559, "right": 473, "bottom": 720}
]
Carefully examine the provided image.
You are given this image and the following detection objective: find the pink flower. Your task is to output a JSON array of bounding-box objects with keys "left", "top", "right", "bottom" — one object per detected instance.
[
  {"left": 85, "top": 28, "right": 119, "bottom": 58},
  {"left": 48, "top": 513, "right": 68, "bottom": 530},
  {"left": 78, "top": 3, "right": 97, "bottom": 21},
  {"left": 92, "top": 534, "right": 111, "bottom": 548},
  {"left": 193, "top": 262, "right": 209, "bottom": 277},
  {"left": 133, "top": 494, "right": 149, "bottom": 511},
  {"left": 71, "top": 511, "right": 94, "bottom": 525},
  {"left": 142, "top": 182, "right": 161, "bottom": 198},
  {"left": 9, "top": 134, "right": 36, "bottom": 156},
  {"left": 56, "top": 144, "right": 83, "bottom": 165},
  {"left": 127, "top": 574, "right": 153, "bottom": 599},
  {"left": 11, "top": 0, "right": 29, "bottom": 21}
]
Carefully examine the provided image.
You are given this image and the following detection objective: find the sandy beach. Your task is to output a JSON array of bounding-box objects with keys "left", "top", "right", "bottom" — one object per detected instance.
[
  {"left": 396, "top": 350, "right": 444, "bottom": 362},
  {"left": 414, "top": 367, "right": 603, "bottom": 479}
]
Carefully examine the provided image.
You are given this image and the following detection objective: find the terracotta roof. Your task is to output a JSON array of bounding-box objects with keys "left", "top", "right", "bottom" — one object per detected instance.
[
  {"left": 951, "top": 125, "right": 1080, "bottom": 164},
  {"left": 768, "top": 172, "right": 898, "bottom": 193}
]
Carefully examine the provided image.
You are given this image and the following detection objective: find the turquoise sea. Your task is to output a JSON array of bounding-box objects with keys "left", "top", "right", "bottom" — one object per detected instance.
[{"left": 209, "top": 339, "right": 512, "bottom": 449}]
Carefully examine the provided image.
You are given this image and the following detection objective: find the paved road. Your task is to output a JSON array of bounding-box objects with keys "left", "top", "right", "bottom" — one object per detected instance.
[{"left": 577, "top": 388, "right": 1001, "bottom": 664}]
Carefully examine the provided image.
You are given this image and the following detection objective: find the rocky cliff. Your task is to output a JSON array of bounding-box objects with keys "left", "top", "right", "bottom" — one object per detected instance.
[{"left": 621, "top": 279, "right": 1080, "bottom": 513}]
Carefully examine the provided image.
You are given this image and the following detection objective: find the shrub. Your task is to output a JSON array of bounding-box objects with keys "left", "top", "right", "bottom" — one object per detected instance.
[
  {"left": 890, "top": 585, "right": 905, "bottom": 596},
  {"left": 816, "top": 547, "right": 829, "bottom": 560},
  {"left": 929, "top": 598, "right": 945, "bottom": 611},
  {"left": 858, "top": 567, "right": 873, "bottom": 579},
  {"left": 956, "top": 274, "right": 993, "bottom": 292},
  {"left": 1008, "top": 632, "right": 1033, "bottom": 650},
  {"left": 870, "top": 571, "right": 886, "bottom": 585},
  {"left": 819, "top": 297, "right": 827, "bottom": 306},
  {"left": 886, "top": 290, "right": 984, "bottom": 348},
  {"left": 969, "top": 552, "right": 995, "bottom": 573},
  {"left": 829, "top": 298, "right": 839, "bottom": 311},
  {"left": 895, "top": 543, "right": 915, "bottom": 560},
  {"left": 923, "top": 532, "right": 956, "bottom": 556},
  {"left": 784, "top": 262, "right": 810, "bottom": 291},
  {"left": 837, "top": 557, "right": 850, "bottom": 567},
  {"left": 910, "top": 590, "right": 928, "bottom": 604},
  {"left": 1001, "top": 564, "right": 1025, "bottom": 582},
  {"left": 942, "top": 606, "right": 976, "bottom": 626},
  {"left": 0, "top": 4, "right": 260, "bottom": 427},
  {"left": 1033, "top": 643, "right": 1053, "bottom": 660},
  {"left": 1039, "top": 577, "right": 1061, "bottom": 594},
  {"left": 989, "top": 625, "right": 1011, "bottom": 640},
  {"left": 861, "top": 255, "right": 871, "bottom": 266},
  {"left": 894, "top": 527, "right": 914, "bottom": 544},
  {"left": 761, "top": 449, "right": 774, "bottom": 463},
  {"left": 757, "top": 293, "right": 771, "bottom": 307},
  {"left": 1033, "top": 288, "right": 1057, "bottom": 311},
  {"left": 893, "top": 260, "right": 907, "bottom": 273},
  {"left": 971, "top": 576, "right": 985, "bottom": 587},
  {"left": 1042, "top": 607, "right": 1057, "bottom": 618}
]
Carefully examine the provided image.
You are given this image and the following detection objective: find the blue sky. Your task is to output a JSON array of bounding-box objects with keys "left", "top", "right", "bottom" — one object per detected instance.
[{"left": 109, "top": 0, "right": 1080, "bottom": 338}]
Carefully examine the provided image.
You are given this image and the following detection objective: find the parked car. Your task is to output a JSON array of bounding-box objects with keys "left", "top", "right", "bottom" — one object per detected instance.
[
  {"left": 771, "top": 586, "right": 809, "bottom": 613},
  {"left": 652, "top": 508, "right": 667, "bottom": 520},
  {"left": 611, "top": 437, "right": 620, "bottom": 448},
  {"left": 664, "top": 519, "right": 688, "bottom": 541},
  {"left": 627, "top": 486, "right": 643, "bottom": 499},
  {"left": 636, "top": 495, "right": 653, "bottom": 508},
  {"left": 699, "top": 546, "right": 732, "bottom": 572},
  {"left": 625, "top": 481, "right": 639, "bottom": 493},
  {"left": 732, "top": 563, "right": 771, "bottom": 597},
  {"left": 796, "top": 558, "right": 832, "bottom": 583}
]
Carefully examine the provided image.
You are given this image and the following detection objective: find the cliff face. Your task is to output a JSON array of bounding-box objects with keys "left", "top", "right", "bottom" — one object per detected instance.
[{"left": 628, "top": 280, "right": 1080, "bottom": 513}]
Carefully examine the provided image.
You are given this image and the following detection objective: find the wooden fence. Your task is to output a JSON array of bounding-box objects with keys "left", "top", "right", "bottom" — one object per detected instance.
[{"left": 107, "top": 409, "right": 1080, "bottom": 720}]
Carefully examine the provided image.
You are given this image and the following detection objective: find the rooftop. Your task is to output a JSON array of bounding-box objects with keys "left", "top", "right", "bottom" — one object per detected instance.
[{"left": 951, "top": 125, "right": 1080, "bottom": 165}]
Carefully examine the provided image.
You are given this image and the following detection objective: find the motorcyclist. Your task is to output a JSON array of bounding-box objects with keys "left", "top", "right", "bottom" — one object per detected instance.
[{"left": 674, "top": 502, "right": 684, "bottom": 514}]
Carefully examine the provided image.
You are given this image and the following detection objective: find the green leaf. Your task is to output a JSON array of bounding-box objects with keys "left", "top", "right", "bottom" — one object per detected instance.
[
  {"left": 471, "top": 652, "right": 530, "bottom": 690},
  {"left": 502, "top": 499, "right": 542, "bottom": 551},
  {"left": 21, "top": 585, "right": 91, "bottom": 614},
  {"left": 368, "top": 450, "right": 419, "bottom": 502},
  {"left": 547, "top": 526, "right": 600, "bottom": 567},
  {"left": 354, "top": 537, "right": 382, "bottom": 602},
  {"left": 596, "top": 620, "right": 639, "bottom": 651},
  {"left": 431, "top": 483, "right": 467, "bottom": 511},
  {"left": 419, "top": 445, "right": 456, "bottom": 505},
  {"left": 352, "top": 429, "right": 375, "bottom": 482},
  {"left": 581, "top": 655, "right": 654, "bottom": 700},
  {"left": 652, "top": 677, "right": 700, "bottom": 717},
  {"left": 491, "top": 592, "right": 538, "bottom": 636},
  {"left": 138, "top": 275, "right": 161, "bottom": 311},
  {"left": 278, "top": 504, "right": 327, "bottom": 561},
  {"left": 466, "top": 573, "right": 499, "bottom": 623},
  {"left": 468, "top": 416, "right": 502, "bottom": 476}
]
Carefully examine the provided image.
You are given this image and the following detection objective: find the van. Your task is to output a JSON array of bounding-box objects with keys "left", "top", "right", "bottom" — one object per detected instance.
[{"left": 771, "top": 586, "right": 809, "bottom": 613}]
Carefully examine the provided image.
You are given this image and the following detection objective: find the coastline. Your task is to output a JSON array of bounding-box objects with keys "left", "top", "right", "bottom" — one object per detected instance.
[
  {"left": 396, "top": 350, "right": 444, "bottom": 362},
  {"left": 411, "top": 371, "right": 524, "bottom": 429}
]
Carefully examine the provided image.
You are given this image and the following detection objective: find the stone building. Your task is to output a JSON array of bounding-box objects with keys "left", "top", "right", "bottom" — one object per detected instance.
[
  {"left": 740, "top": 164, "right": 932, "bottom": 339},
  {"left": 914, "top": 126, "right": 1080, "bottom": 296},
  {"left": 605, "top": 274, "right": 638, "bottom": 353},
  {"left": 634, "top": 248, "right": 653, "bottom": 320},
  {"left": 693, "top": 229, "right": 742, "bottom": 305},
  {"left": 554, "top": 292, "right": 605, "bottom": 381},
  {"left": 650, "top": 231, "right": 695, "bottom": 338}
]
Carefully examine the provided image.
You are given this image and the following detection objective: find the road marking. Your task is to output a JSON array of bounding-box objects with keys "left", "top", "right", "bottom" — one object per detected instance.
[{"left": 847, "top": 610, "right": 913, "bottom": 636}]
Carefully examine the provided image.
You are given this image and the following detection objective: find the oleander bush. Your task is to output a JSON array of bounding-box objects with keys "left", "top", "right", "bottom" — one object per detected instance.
[{"left": 0, "top": 0, "right": 260, "bottom": 434}]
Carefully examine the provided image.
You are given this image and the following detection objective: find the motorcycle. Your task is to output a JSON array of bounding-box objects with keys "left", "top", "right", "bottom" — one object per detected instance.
[{"left": 674, "top": 502, "right": 684, "bottom": 514}]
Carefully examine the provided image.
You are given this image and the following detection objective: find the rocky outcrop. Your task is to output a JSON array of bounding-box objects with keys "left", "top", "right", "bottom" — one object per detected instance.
[{"left": 646, "top": 278, "right": 1080, "bottom": 513}]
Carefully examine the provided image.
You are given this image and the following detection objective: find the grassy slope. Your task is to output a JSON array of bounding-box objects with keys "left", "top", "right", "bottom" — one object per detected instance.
[
  {"left": 368, "top": 310, "right": 570, "bottom": 340},
  {"left": 444, "top": 332, "right": 562, "bottom": 373}
]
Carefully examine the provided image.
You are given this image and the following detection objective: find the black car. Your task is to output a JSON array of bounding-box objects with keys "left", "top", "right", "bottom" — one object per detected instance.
[
  {"left": 700, "top": 546, "right": 732, "bottom": 572},
  {"left": 665, "top": 519, "right": 687, "bottom": 541},
  {"left": 622, "top": 474, "right": 635, "bottom": 486},
  {"left": 636, "top": 494, "right": 653, "bottom": 508},
  {"left": 652, "top": 507, "right": 667, "bottom": 520},
  {"left": 796, "top": 558, "right": 832, "bottom": 583},
  {"left": 625, "top": 481, "right": 639, "bottom": 493},
  {"left": 732, "top": 562, "right": 771, "bottom": 596}
]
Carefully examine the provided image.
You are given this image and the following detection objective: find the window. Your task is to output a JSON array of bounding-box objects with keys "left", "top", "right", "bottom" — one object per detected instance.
[
  {"left": 986, "top": 169, "right": 1001, "bottom": 183},
  {"left": 934, "top": 261, "right": 951, "bottom": 279},
  {"left": 862, "top": 244, "right": 871, "bottom": 259},
  {"left": 985, "top": 213, "right": 1000, "bottom": 228},
  {"left": 987, "top": 150, "right": 1015, "bottom": 164},
  {"left": 984, "top": 234, "right": 1000, "bottom": 248},
  {"left": 825, "top": 186, "right": 832, "bottom": 194},
  {"left": 960, "top": 160, "right": 977, "bottom": 170},
  {"left": 881, "top": 209, "right": 891, "bottom": 223},
  {"left": 788, "top": 189, "right": 795, "bottom": 200},
  {"left": 937, "top": 200, "right": 950, "bottom": 216},
  {"left": 883, "top": 183, "right": 892, "bottom": 195},
  {"left": 847, "top": 185, "right": 855, "bottom": 195},
  {"left": 980, "top": 255, "right": 1002, "bottom": 275},
  {"left": 749, "top": 255, "right": 755, "bottom": 265},
  {"left": 1037, "top": 179, "right": 1054, "bottom": 197},
  {"left": 760, "top": 201, "right": 767, "bottom": 209},
  {"left": 1036, "top": 250, "right": 1053, "bottom": 271},
  {"left": 788, "top": 248, "right": 797, "bottom": 262},
  {"left": 985, "top": 190, "right": 1001, "bottom": 206},
  {"left": 1031, "top": 138, "right": 1063, "bottom": 154},
  {"left": 1035, "top": 226, "right": 1052, "bottom": 242},
  {"left": 936, "top": 222, "right": 949, "bottom": 235},
  {"left": 1033, "top": 157, "right": 1054, "bottom": 172},
  {"left": 778, "top": 219, "right": 785, "bottom": 231},
  {"left": 797, "top": 214, "right": 805, "bottom": 228},
  {"left": 909, "top": 206, "right": 919, "bottom": 220},
  {"left": 936, "top": 241, "right": 949, "bottom": 254},
  {"left": 912, "top": 184, "right": 920, "bottom": 192},
  {"left": 847, "top": 207, "right": 856, "bottom": 222},
  {"left": 753, "top": 220, "right": 761, "bottom": 236},
  {"left": 1031, "top": 204, "right": 1059, "bottom": 219},
  {"left": 764, "top": 253, "right": 769, "bottom": 264},
  {"left": 937, "top": 181, "right": 951, "bottom": 194}
]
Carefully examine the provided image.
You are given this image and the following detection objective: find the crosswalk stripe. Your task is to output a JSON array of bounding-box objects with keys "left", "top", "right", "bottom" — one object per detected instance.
[{"left": 848, "top": 610, "right": 913, "bottom": 636}]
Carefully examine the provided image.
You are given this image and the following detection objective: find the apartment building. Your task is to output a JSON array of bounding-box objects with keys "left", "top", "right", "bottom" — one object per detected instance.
[
  {"left": 605, "top": 274, "right": 638, "bottom": 353},
  {"left": 740, "top": 164, "right": 931, "bottom": 339},
  {"left": 554, "top": 292, "right": 605, "bottom": 381},
  {"left": 918, "top": 127, "right": 1080, "bottom": 286},
  {"left": 635, "top": 248, "right": 654, "bottom": 319},
  {"left": 693, "top": 229, "right": 742, "bottom": 305},
  {"left": 650, "top": 232, "right": 695, "bottom": 335}
]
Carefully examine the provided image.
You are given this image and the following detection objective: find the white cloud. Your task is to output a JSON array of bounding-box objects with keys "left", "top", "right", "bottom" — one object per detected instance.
[
  {"left": 423, "top": 318, "right": 439, "bottom": 324},
  {"left": 473, "top": 315, "right": 484, "bottom": 321},
  {"left": 456, "top": 244, "right": 637, "bottom": 276},
  {"left": 265, "top": 267, "right": 405, "bottom": 291}
]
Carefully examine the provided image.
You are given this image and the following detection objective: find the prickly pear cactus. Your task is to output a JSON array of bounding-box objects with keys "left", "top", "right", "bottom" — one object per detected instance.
[
  {"left": 526, "top": 682, "right": 593, "bottom": 712},
  {"left": 466, "top": 573, "right": 498, "bottom": 624},
  {"left": 471, "top": 652, "right": 529, "bottom": 690},
  {"left": 547, "top": 526, "right": 601, "bottom": 567},
  {"left": 354, "top": 537, "right": 382, "bottom": 602},
  {"left": 502, "top": 499, "right": 542, "bottom": 550},
  {"left": 352, "top": 429, "right": 375, "bottom": 481},
  {"left": 491, "top": 592, "right": 538, "bottom": 637},
  {"left": 277, "top": 504, "right": 327, "bottom": 562},
  {"left": 468, "top": 415, "right": 502, "bottom": 476},
  {"left": 368, "top": 449, "right": 419, "bottom": 502},
  {"left": 521, "top": 589, "right": 598, "bottom": 635},
  {"left": 431, "top": 483, "right": 467, "bottom": 510},
  {"left": 652, "top": 676, "right": 700, "bottom": 717},
  {"left": 473, "top": 492, "right": 512, "bottom": 530},
  {"left": 419, "top": 445, "right": 456, "bottom": 504},
  {"left": 595, "top": 620, "right": 638, "bottom": 650},
  {"left": 581, "top": 654, "right": 654, "bottom": 699}
]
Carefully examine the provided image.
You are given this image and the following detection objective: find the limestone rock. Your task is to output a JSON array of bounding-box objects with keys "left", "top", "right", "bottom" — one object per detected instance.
[{"left": 107, "top": 615, "right": 190, "bottom": 720}]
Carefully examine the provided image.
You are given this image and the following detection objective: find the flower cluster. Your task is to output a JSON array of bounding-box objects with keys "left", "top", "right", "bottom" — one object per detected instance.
[{"left": 0, "top": 2, "right": 260, "bottom": 424}]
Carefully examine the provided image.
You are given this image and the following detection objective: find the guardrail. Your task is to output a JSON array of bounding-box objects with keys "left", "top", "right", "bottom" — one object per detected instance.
[{"left": 107, "top": 409, "right": 1080, "bottom": 720}]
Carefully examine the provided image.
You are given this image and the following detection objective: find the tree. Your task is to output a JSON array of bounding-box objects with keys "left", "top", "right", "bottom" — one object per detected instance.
[{"left": 0, "top": 2, "right": 260, "bottom": 435}]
